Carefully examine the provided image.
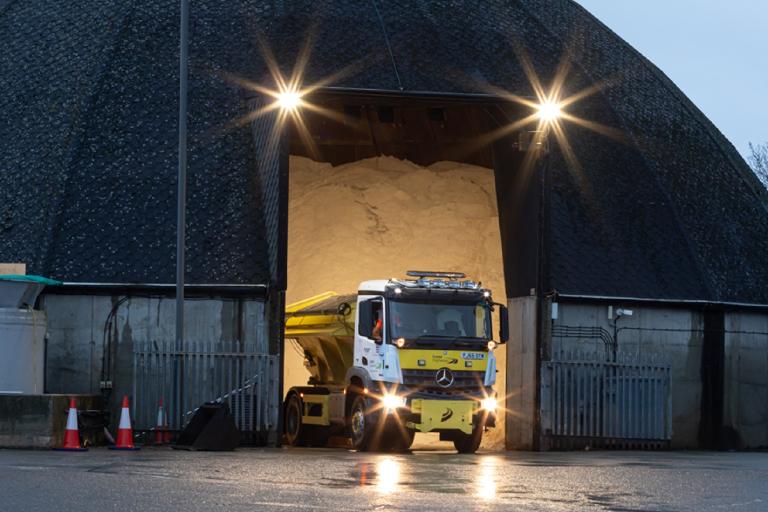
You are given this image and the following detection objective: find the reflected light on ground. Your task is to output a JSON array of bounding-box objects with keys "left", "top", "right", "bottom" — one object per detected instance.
[
  {"left": 475, "top": 457, "right": 499, "bottom": 502},
  {"left": 376, "top": 457, "right": 401, "bottom": 494}
]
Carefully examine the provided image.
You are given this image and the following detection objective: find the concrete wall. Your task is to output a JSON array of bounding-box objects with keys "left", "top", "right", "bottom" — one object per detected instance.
[
  {"left": 724, "top": 311, "right": 768, "bottom": 448},
  {"left": 505, "top": 296, "right": 538, "bottom": 450},
  {"left": 40, "top": 293, "right": 269, "bottom": 430},
  {"left": 0, "top": 394, "right": 102, "bottom": 448},
  {"left": 548, "top": 301, "right": 704, "bottom": 448}
]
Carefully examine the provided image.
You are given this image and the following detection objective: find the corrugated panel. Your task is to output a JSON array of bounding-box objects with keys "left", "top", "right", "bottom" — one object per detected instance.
[
  {"left": 540, "top": 351, "right": 672, "bottom": 449},
  {"left": 133, "top": 340, "right": 279, "bottom": 445}
]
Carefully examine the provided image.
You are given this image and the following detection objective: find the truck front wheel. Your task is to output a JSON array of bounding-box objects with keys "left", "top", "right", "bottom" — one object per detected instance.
[
  {"left": 384, "top": 426, "right": 415, "bottom": 453},
  {"left": 349, "top": 394, "right": 377, "bottom": 451},
  {"left": 453, "top": 415, "right": 486, "bottom": 454}
]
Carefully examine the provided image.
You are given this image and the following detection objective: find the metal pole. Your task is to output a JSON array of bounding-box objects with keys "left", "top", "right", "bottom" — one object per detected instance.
[{"left": 175, "top": 0, "right": 190, "bottom": 427}]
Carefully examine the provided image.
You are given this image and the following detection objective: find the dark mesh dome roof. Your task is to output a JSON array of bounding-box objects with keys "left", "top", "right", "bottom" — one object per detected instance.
[{"left": 1, "top": 0, "right": 766, "bottom": 302}]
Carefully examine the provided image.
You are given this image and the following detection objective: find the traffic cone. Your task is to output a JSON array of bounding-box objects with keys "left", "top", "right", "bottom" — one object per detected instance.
[
  {"left": 109, "top": 395, "right": 140, "bottom": 451},
  {"left": 154, "top": 398, "right": 167, "bottom": 445},
  {"left": 163, "top": 401, "right": 172, "bottom": 444},
  {"left": 54, "top": 397, "right": 87, "bottom": 451}
]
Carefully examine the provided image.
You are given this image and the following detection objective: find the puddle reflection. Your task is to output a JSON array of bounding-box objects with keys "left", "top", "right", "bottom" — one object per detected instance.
[
  {"left": 376, "top": 458, "right": 400, "bottom": 494},
  {"left": 352, "top": 455, "right": 501, "bottom": 500},
  {"left": 475, "top": 457, "right": 499, "bottom": 501},
  {"left": 354, "top": 457, "right": 402, "bottom": 494}
]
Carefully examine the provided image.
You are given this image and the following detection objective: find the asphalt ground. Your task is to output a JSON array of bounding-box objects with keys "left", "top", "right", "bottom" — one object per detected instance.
[{"left": 1, "top": 447, "right": 766, "bottom": 511}]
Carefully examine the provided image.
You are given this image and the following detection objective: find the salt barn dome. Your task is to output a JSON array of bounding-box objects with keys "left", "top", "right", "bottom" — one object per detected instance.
[{"left": 1, "top": 0, "right": 767, "bottom": 303}]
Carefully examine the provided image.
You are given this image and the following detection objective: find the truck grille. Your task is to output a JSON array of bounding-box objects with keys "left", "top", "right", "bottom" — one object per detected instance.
[{"left": 401, "top": 369, "right": 486, "bottom": 395}]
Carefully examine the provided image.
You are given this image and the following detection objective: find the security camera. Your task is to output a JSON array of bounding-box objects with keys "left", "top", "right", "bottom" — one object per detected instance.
[{"left": 616, "top": 308, "right": 633, "bottom": 317}]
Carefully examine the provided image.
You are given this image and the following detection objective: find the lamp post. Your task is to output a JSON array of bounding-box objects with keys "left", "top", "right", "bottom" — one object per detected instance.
[
  {"left": 175, "top": 0, "right": 190, "bottom": 429},
  {"left": 534, "top": 99, "right": 560, "bottom": 297}
]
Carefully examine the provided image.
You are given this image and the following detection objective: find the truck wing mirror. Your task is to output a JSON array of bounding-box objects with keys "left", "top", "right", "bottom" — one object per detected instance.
[
  {"left": 499, "top": 305, "right": 509, "bottom": 343},
  {"left": 358, "top": 300, "right": 373, "bottom": 338}
]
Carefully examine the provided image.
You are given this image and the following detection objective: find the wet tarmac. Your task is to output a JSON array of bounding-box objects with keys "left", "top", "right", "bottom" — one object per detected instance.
[{"left": 1, "top": 447, "right": 766, "bottom": 511}]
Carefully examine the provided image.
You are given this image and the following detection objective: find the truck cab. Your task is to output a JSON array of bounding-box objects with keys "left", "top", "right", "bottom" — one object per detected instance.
[{"left": 283, "top": 271, "right": 508, "bottom": 453}]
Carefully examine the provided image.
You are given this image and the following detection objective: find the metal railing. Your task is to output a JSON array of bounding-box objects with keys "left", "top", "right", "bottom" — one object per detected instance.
[
  {"left": 133, "top": 341, "right": 279, "bottom": 444},
  {"left": 540, "top": 351, "right": 672, "bottom": 449}
]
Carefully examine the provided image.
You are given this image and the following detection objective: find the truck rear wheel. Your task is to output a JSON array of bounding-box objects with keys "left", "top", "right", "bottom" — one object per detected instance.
[
  {"left": 349, "top": 394, "right": 378, "bottom": 451},
  {"left": 284, "top": 393, "right": 329, "bottom": 447}
]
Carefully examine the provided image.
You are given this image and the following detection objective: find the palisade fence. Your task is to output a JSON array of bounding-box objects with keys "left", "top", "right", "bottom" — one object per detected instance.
[
  {"left": 540, "top": 351, "right": 672, "bottom": 449},
  {"left": 133, "top": 341, "right": 279, "bottom": 445}
]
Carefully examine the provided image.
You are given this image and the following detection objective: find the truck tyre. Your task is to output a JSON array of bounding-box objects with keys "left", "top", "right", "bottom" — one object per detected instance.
[
  {"left": 453, "top": 416, "right": 485, "bottom": 454},
  {"left": 385, "top": 426, "right": 415, "bottom": 453},
  {"left": 349, "top": 394, "right": 378, "bottom": 451},
  {"left": 284, "top": 393, "right": 329, "bottom": 447}
]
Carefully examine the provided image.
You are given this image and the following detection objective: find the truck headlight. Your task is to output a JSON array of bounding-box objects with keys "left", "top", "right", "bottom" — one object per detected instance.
[
  {"left": 382, "top": 393, "right": 406, "bottom": 412},
  {"left": 481, "top": 397, "right": 498, "bottom": 413}
]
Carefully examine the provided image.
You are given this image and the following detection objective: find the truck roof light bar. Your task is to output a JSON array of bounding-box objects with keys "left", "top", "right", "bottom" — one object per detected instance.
[
  {"left": 389, "top": 278, "right": 483, "bottom": 291},
  {"left": 406, "top": 270, "right": 466, "bottom": 279}
]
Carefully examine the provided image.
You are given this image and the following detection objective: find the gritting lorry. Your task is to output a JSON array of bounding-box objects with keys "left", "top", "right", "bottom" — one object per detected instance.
[{"left": 283, "top": 271, "right": 508, "bottom": 453}]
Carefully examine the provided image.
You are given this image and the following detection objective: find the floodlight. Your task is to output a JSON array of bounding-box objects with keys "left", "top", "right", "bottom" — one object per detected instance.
[
  {"left": 277, "top": 90, "right": 302, "bottom": 111},
  {"left": 537, "top": 101, "right": 562, "bottom": 122}
]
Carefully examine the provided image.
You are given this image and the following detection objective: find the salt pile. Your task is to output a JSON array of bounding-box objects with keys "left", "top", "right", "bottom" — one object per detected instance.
[{"left": 286, "top": 155, "right": 507, "bottom": 449}]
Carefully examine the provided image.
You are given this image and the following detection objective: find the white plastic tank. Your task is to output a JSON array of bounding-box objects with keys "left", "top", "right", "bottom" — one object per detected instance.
[
  {"left": 0, "top": 275, "right": 52, "bottom": 395},
  {"left": 0, "top": 309, "right": 46, "bottom": 394}
]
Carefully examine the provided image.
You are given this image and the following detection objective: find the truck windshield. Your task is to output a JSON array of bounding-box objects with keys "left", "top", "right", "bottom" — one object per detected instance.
[{"left": 388, "top": 300, "right": 491, "bottom": 343}]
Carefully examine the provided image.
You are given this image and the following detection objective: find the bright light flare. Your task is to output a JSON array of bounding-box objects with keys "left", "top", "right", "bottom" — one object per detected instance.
[
  {"left": 222, "top": 26, "right": 369, "bottom": 160},
  {"left": 382, "top": 393, "right": 406, "bottom": 412},
  {"left": 470, "top": 35, "right": 625, "bottom": 209},
  {"left": 537, "top": 100, "right": 562, "bottom": 123},
  {"left": 481, "top": 396, "right": 498, "bottom": 413},
  {"left": 276, "top": 90, "right": 302, "bottom": 111}
]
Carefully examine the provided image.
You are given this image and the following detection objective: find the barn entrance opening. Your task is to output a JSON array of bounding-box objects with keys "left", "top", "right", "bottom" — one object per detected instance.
[{"left": 282, "top": 92, "right": 539, "bottom": 450}]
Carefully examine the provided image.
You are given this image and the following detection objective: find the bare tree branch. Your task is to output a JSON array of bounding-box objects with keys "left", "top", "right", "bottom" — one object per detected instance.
[{"left": 748, "top": 141, "right": 768, "bottom": 189}]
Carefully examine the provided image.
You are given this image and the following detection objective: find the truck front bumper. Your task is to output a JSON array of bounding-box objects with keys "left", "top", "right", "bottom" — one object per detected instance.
[{"left": 405, "top": 399, "right": 479, "bottom": 434}]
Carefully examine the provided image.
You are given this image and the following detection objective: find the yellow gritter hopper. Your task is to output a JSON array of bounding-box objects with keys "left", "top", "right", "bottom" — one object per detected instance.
[{"left": 285, "top": 292, "right": 357, "bottom": 386}]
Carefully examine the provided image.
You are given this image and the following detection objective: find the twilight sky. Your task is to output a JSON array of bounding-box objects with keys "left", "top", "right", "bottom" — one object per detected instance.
[{"left": 576, "top": 0, "right": 768, "bottom": 157}]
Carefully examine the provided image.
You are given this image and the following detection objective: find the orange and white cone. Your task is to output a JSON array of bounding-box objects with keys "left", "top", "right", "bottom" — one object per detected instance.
[
  {"left": 163, "top": 403, "right": 172, "bottom": 444},
  {"left": 154, "top": 398, "right": 167, "bottom": 445},
  {"left": 54, "top": 397, "right": 87, "bottom": 451},
  {"left": 109, "top": 395, "right": 140, "bottom": 451}
]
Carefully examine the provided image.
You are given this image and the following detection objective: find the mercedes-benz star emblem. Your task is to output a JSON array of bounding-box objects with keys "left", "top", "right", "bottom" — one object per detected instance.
[{"left": 435, "top": 368, "right": 454, "bottom": 388}]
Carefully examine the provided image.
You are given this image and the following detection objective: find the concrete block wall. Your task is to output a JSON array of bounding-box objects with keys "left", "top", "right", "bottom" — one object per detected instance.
[
  {"left": 39, "top": 293, "right": 269, "bottom": 431},
  {"left": 505, "top": 296, "right": 538, "bottom": 450},
  {"left": 548, "top": 302, "right": 704, "bottom": 448},
  {"left": 724, "top": 311, "right": 768, "bottom": 448},
  {"left": 0, "top": 394, "right": 103, "bottom": 448}
]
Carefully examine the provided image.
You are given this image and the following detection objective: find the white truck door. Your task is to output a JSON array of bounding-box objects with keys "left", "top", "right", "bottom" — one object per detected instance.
[{"left": 355, "top": 296, "right": 385, "bottom": 381}]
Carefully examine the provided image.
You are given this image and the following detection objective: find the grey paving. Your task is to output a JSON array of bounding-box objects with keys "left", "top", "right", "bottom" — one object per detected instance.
[{"left": 0, "top": 447, "right": 766, "bottom": 511}]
